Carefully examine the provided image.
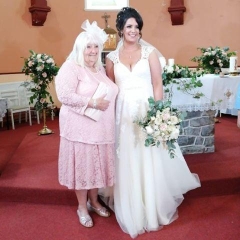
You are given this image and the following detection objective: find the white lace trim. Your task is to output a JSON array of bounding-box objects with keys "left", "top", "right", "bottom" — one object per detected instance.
[
  {"left": 172, "top": 103, "right": 219, "bottom": 112},
  {"left": 107, "top": 45, "right": 154, "bottom": 64}
]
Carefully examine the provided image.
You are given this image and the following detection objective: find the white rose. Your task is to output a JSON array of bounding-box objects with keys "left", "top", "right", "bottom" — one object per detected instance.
[
  {"left": 170, "top": 116, "right": 179, "bottom": 125},
  {"left": 154, "top": 117, "right": 161, "bottom": 125},
  {"left": 151, "top": 116, "right": 156, "bottom": 121},
  {"left": 46, "top": 58, "right": 54, "bottom": 63},
  {"left": 167, "top": 66, "right": 174, "bottom": 73},
  {"left": 170, "top": 128, "right": 180, "bottom": 140},
  {"left": 162, "top": 107, "right": 170, "bottom": 113},
  {"left": 145, "top": 126, "right": 154, "bottom": 135}
]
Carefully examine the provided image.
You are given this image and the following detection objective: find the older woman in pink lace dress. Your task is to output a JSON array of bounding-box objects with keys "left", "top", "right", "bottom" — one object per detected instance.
[{"left": 55, "top": 20, "right": 118, "bottom": 228}]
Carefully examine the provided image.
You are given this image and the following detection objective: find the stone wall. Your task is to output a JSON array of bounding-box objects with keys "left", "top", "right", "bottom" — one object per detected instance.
[{"left": 178, "top": 110, "right": 215, "bottom": 154}]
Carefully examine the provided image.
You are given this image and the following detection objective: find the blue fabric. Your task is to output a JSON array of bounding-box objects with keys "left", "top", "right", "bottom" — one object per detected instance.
[{"left": 235, "top": 84, "right": 240, "bottom": 109}]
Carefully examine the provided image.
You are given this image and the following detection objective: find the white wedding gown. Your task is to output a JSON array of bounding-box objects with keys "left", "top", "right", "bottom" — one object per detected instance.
[{"left": 107, "top": 46, "right": 201, "bottom": 238}]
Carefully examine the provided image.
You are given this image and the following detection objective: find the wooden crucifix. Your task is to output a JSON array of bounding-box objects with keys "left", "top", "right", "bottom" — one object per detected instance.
[{"left": 102, "top": 12, "right": 110, "bottom": 28}]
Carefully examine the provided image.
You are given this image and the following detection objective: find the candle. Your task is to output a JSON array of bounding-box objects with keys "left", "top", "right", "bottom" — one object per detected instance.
[
  {"left": 229, "top": 56, "right": 238, "bottom": 73},
  {"left": 168, "top": 58, "right": 174, "bottom": 66},
  {"left": 159, "top": 57, "right": 166, "bottom": 69}
]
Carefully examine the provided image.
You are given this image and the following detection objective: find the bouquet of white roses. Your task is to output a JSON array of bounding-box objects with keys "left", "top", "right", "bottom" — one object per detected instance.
[
  {"left": 22, "top": 50, "right": 59, "bottom": 111},
  {"left": 191, "top": 46, "right": 236, "bottom": 74},
  {"left": 134, "top": 97, "right": 186, "bottom": 158}
]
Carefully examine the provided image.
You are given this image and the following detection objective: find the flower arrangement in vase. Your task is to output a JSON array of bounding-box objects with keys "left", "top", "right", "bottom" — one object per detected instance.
[
  {"left": 22, "top": 50, "right": 59, "bottom": 111},
  {"left": 191, "top": 46, "right": 236, "bottom": 74},
  {"left": 22, "top": 50, "right": 59, "bottom": 135}
]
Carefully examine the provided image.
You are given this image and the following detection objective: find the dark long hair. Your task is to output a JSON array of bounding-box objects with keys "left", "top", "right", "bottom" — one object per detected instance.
[{"left": 116, "top": 7, "right": 143, "bottom": 38}]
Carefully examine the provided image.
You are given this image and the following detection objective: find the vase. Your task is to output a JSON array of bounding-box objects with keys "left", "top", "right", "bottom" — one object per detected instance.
[{"left": 38, "top": 108, "right": 53, "bottom": 135}]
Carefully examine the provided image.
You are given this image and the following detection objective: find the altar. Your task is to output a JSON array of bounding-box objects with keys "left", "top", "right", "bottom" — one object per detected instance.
[
  {"left": 170, "top": 74, "right": 240, "bottom": 114},
  {"left": 168, "top": 74, "right": 240, "bottom": 154}
]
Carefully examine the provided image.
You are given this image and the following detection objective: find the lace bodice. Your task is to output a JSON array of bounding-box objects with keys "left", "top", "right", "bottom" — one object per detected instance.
[
  {"left": 107, "top": 45, "right": 154, "bottom": 90},
  {"left": 107, "top": 46, "right": 155, "bottom": 125}
]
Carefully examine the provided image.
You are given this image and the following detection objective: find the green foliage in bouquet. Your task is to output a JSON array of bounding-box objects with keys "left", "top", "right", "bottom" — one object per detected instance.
[{"left": 134, "top": 97, "right": 186, "bottom": 159}]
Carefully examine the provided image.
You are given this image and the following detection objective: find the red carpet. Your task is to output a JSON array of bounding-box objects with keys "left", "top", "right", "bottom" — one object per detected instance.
[
  {"left": 0, "top": 115, "right": 240, "bottom": 240},
  {"left": 0, "top": 195, "right": 239, "bottom": 240}
]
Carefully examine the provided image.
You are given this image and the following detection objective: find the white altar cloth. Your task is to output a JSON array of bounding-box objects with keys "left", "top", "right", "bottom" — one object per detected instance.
[{"left": 168, "top": 74, "right": 240, "bottom": 115}]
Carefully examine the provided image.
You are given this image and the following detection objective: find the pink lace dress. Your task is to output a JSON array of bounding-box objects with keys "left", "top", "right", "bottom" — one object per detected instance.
[{"left": 55, "top": 60, "right": 118, "bottom": 190}]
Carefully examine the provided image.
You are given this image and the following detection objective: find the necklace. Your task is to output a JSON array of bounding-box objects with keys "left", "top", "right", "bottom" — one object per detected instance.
[{"left": 122, "top": 45, "right": 140, "bottom": 59}]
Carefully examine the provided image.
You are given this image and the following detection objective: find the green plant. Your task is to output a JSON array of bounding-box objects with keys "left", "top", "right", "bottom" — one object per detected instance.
[
  {"left": 22, "top": 50, "right": 59, "bottom": 111},
  {"left": 191, "top": 46, "right": 236, "bottom": 74},
  {"left": 162, "top": 64, "right": 205, "bottom": 99}
]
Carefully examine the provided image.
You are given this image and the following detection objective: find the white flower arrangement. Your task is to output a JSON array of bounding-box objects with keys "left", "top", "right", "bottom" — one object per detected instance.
[
  {"left": 191, "top": 46, "right": 236, "bottom": 74},
  {"left": 162, "top": 64, "right": 205, "bottom": 100},
  {"left": 22, "top": 50, "right": 59, "bottom": 111},
  {"left": 134, "top": 97, "right": 186, "bottom": 158}
]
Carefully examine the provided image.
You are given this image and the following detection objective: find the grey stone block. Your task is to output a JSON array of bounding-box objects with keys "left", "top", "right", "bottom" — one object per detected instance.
[
  {"left": 201, "top": 125, "right": 214, "bottom": 136},
  {"left": 184, "top": 127, "right": 201, "bottom": 136},
  {"left": 178, "top": 136, "right": 196, "bottom": 146}
]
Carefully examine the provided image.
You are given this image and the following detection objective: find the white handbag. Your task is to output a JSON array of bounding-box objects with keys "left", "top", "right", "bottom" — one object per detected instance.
[{"left": 84, "top": 82, "right": 111, "bottom": 121}]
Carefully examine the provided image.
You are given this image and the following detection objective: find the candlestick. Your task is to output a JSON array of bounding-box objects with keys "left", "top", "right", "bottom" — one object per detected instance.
[
  {"left": 229, "top": 56, "right": 238, "bottom": 73},
  {"left": 168, "top": 58, "right": 174, "bottom": 66}
]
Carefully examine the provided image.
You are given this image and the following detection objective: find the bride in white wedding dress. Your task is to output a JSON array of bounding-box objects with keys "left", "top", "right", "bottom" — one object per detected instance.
[{"left": 105, "top": 7, "right": 201, "bottom": 238}]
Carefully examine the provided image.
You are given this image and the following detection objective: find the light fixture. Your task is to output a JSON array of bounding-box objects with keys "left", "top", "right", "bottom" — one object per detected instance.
[
  {"left": 29, "top": 0, "right": 51, "bottom": 26},
  {"left": 168, "top": 0, "right": 186, "bottom": 25}
]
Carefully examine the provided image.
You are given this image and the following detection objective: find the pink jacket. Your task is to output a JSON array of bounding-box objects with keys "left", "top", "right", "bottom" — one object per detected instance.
[{"left": 55, "top": 60, "right": 118, "bottom": 144}]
